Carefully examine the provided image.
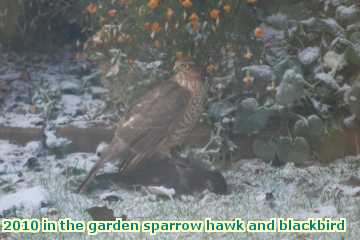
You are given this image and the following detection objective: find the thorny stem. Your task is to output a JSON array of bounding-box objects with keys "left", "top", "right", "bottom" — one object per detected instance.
[
  {"left": 303, "top": 79, "right": 321, "bottom": 89},
  {"left": 199, "top": 122, "right": 223, "bottom": 153},
  {"left": 356, "top": 133, "right": 360, "bottom": 156},
  {"left": 32, "top": 82, "right": 56, "bottom": 119},
  {"left": 330, "top": 37, "right": 356, "bottom": 50}
]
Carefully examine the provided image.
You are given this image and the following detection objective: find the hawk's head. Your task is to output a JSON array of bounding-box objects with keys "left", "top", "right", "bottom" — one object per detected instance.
[
  {"left": 172, "top": 58, "right": 204, "bottom": 93},
  {"left": 173, "top": 59, "right": 195, "bottom": 73}
]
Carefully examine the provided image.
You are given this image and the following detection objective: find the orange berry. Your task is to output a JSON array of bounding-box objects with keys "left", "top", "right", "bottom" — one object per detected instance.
[
  {"left": 247, "top": 0, "right": 257, "bottom": 5},
  {"left": 223, "top": 4, "right": 232, "bottom": 13},
  {"left": 151, "top": 22, "right": 161, "bottom": 32},
  {"left": 243, "top": 73, "right": 254, "bottom": 89},
  {"left": 107, "top": 9, "right": 117, "bottom": 17},
  {"left": 189, "top": 12, "right": 199, "bottom": 29},
  {"left": 86, "top": 3, "right": 98, "bottom": 14},
  {"left": 180, "top": 0, "right": 192, "bottom": 8},
  {"left": 144, "top": 22, "right": 151, "bottom": 30},
  {"left": 189, "top": 12, "right": 199, "bottom": 22},
  {"left": 166, "top": 8, "right": 174, "bottom": 19},
  {"left": 254, "top": 27, "right": 265, "bottom": 38},
  {"left": 210, "top": 9, "right": 221, "bottom": 19},
  {"left": 147, "top": 0, "right": 160, "bottom": 10}
]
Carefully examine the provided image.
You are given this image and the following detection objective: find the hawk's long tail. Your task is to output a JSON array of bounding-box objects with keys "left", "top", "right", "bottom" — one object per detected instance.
[
  {"left": 77, "top": 139, "right": 127, "bottom": 193},
  {"left": 76, "top": 154, "right": 110, "bottom": 193}
]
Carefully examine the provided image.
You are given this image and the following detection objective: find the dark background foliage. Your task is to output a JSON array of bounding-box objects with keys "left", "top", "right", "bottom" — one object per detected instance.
[{"left": 1, "top": 0, "right": 359, "bottom": 166}]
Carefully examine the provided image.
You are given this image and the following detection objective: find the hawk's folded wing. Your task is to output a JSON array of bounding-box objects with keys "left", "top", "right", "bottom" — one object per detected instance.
[{"left": 115, "top": 81, "right": 191, "bottom": 174}]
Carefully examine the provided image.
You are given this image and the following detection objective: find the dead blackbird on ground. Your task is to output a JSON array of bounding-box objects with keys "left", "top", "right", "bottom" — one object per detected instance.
[{"left": 89, "top": 153, "right": 228, "bottom": 195}]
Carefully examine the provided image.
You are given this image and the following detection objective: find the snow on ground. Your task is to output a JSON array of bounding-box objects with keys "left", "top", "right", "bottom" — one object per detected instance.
[
  {"left": 0, "top": 113, "right": 44, "bottom": 128},
  {"left": 0, "top": 186, "right": 46, "bottom": 212},
  {"left": 0, "top": 48, "right": 359, "bottom": 240},
  {"left": 0, "top": 140, "right": 42, "bottom": 173},
  {"left": 0, "top": 138, "right": 359, "bottom": 239}
]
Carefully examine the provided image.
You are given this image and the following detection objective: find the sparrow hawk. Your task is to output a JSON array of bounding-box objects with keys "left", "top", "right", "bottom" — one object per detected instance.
[{"left": 77, "top": 58, "right": 206, "bottom": 193}]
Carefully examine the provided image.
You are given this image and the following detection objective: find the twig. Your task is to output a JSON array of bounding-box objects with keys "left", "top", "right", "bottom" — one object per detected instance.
[{"left": 199, "top": 122, "right": 223, "bottom": 153}]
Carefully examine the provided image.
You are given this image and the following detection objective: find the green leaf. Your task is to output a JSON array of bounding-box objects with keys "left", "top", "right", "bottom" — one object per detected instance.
[
  {"left": 252, "top": 139, "right": 276, "bottom": 163},
  {"left": 234, "top": 98, "right": 274, "bottom": 135},
  {"left": 241, "top": 98, "right": 258, "bottom": 111},
  {"left": 294, "top": 118, "right": 308, "bottom": 137},
  {"left": 275, "top": 136, "right": 292, "bottom": 165},
  {"left": 290, "top": 137, "right": 310, "bottom": 165},
  {"left": 276, "top": 69, "right": 305, "bottom": 106},
  {"left": 307, "top": 115, "right": 324, "bottom": 137},
  {"left": 274, "top": 136, "right": 310, "bottom": 165},
  {"left": 294, "top": 115, "right": 324, "bottom": 146},
  {"left": 208, "top": 101, "right": 237, "bottom": 121},
  {"left": 346, "top": 82, "right": 360, "bottom": 118}
]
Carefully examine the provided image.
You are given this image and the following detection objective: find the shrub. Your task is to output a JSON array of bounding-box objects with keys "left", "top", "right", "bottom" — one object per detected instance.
[{"left": 0, "top": 0, "right": 90, "bottom": 49}]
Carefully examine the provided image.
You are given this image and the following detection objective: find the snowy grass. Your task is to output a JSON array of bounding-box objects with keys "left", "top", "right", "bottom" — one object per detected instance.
[{"left": 1, "top": 140, "right": 359, "bottom": 239}]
